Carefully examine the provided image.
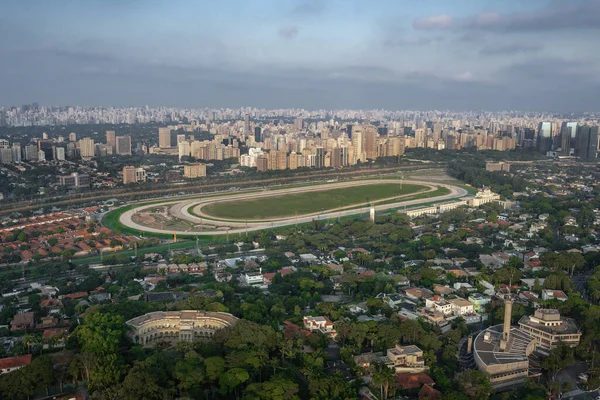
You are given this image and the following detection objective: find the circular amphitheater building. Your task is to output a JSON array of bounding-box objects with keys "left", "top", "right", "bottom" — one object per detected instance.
[{"left": 126, "top": 310, "right": 238, "bottom": 346}]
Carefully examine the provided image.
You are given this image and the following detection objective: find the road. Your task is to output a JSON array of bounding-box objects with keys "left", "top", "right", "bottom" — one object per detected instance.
[
  {"left": 119, "top": 179, "right": 468, "bottom": 236},
  {"left": 0, "top": 164, "right": 444, "bottom": 217}
]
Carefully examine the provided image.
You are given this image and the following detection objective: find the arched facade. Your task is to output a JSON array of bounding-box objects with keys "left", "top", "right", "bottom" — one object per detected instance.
[{"left": 126, "top": 310, "right": 238, "bottom": 346}]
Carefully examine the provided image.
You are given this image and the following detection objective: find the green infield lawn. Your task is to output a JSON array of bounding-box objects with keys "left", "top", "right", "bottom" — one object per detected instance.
[{"left": 201, "top": 183, "right": 428, "bottom": 220}]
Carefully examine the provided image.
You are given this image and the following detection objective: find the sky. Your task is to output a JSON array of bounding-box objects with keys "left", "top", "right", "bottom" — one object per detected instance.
[{"left": 1, "top": 0, "right": 600, "bottom": 111}]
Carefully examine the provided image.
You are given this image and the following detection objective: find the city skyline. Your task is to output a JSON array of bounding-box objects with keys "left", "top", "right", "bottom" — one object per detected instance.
[{"left": 1, "top": 0, "right": 600, "bottom": 111}]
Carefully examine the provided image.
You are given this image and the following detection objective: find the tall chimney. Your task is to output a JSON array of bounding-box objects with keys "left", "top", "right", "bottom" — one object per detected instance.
[
  {"left": 500, "top": 297, "right": 513, "bottom": 351},
  {"left": 467, "top": 335, "right": 473, "bottom": 354}
]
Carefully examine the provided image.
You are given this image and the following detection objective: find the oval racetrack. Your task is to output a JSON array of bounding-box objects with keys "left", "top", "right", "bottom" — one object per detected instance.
[{"left": 118, "top": 179, "right": 468, "bottom": 236}]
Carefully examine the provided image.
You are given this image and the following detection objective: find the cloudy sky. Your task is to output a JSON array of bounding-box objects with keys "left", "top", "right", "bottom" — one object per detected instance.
[{"left": 1, "top": 0, "right": 599, "bottom": 111}]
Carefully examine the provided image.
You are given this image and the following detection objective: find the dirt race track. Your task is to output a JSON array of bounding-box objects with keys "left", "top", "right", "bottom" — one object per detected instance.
[{"left": 119, "top": 179, "right": 469, "bottom": 236}]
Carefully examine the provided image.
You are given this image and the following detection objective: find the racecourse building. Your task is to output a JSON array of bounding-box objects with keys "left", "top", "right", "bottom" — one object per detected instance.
[{"left": 126, "top": 310, "right": 238, "bottom": 346}]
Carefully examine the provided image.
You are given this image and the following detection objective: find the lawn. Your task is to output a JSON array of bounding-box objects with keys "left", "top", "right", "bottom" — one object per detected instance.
[{"left": 201, "top": 183, "right": 427, "bottom": 220}]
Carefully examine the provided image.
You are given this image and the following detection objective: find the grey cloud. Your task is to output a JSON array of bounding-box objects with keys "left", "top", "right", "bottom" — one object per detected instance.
[
  {"left": 278, "top": 26, "right": 299, "bottom": 39},
  {"left": 412, "top": 14, "right": 453, "bottom": 30},
  {"left": 479, "top": 42, "right": 543, "bottom": 56},
  {"left": 1, "top": 47, "right": 600, "bottom": 112},
  {"left": 414, "top": 0, "right": 600, "bottom": 32},
  {"left": 383, "top": 35, "right": 443, "bottom": 47},
  {"left": 291, "top": 0, "right": 324, "bottom": 16}
]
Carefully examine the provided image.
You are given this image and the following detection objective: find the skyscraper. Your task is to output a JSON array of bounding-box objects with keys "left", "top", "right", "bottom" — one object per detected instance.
[
  {"left": 364, "top": 125, "right": 377, "bottom": 159},
  {"left": 537, "top": 122, "right": 553, "bottom": 154},
  {"left": 122, "top": 165, "right": 136, "bottom": 184},
  {"left": 254, "top": 127, "right": 262, "bottom": 143},
  {"left": 331, "top": 147, "right": 341, "bottom": 168},
  {"left": 158, "top": 127, "right": 171, "bottom": 148},
  {"left": 315, "top": 147, "right": 324, "bottom": 169},
  {"left": 294, "top": 118, "right": 303, "bottom": 131},
  {"left": 116, "top": 136, "right": 132, "bottom": 155},
  {"left": 576, "top": 126, "right": 598, "bottom": 161},
  {"left": 79, "top": 138, "right": 95, "bottom": 159},
  {"left": 244, "top": 114, "right": 251, "bottom": 134},
  {"left": 106, "top": 130, "right": 116, "bottom": 152}
]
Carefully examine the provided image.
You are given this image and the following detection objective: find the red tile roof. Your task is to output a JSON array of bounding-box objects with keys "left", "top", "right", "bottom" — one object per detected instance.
[
  {"left": 419, "top": 384, "right": 441, "bottom": 400},
  {"left": 43, "top": 328, "right": 68, "bottom": 339},
  {"left": 396, "top": 372, "right": 435, "bottom": 390},
  {"left": 0, "top": 354, "right": 32, "bottom": 370}
]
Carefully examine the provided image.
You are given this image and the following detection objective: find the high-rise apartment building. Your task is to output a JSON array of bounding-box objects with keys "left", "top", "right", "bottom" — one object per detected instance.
[
  {"left": 123, "top": 165, "right": 136, "bottom": 184},
  {"left": 55, "top": 147, "right": 65, "bottom": 161},
  {"left": 244, "top": 114, "right": 251, "bottom": 134},
  {"left": 11, "top": 144, "right": 21, "bottom": 163},
  {"left": 158, "top": 127, "right": 171, "bottom": 148},
  {"left": 256, "top": 155, "right": 268, "bottom": 172},
  {"left": 364, "top": 125, "right": 377, "bottom": 160},
  {"left": 59, "top": 172, "right": 90, "bottom": 188},
  {"left": 315, "top": 147, "right": 324, "bottom": 169},
  {"left": 0, "top": 148, "right": 12, "bottom": 164},
  {"left": 183, "top": 164, "right": 207, "bottom": 178},
  {"left": 116, "top": 136, "right": 132, "bottom": 155},
  {"left": 79, "top": 138, "right": 95, "bottom": 159},
  {"left": 353, "top": 130, "right": 364, "bottom": 162},
  {"left": 122, "top": 166, "right": 146, "bottom": 184},
  {"left": 106, "top": 130, "right": 116, "bottom": 152},
  {"left": 331, "top": 147, "right": 341, "bottom": 168},
  {"left": 294, "top": 118, "right": 304, "bottom": 131},
  {"left": 69, "top": 132, "right": 77, "bottom": 142}
]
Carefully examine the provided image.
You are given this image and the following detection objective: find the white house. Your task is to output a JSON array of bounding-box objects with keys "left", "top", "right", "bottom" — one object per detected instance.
[
  {"left": 448, "top": 298, "right": 475, "bottom": 315},
  {"left": 242, "top": 272, "right": 264, "bottom": 286}
]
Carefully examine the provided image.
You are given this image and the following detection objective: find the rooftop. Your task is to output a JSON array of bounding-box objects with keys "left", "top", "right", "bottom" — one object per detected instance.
[
  {"left": 518, "top": 314, "right": 580, "bottom": 335},
  {"left": 0, "top": 354, "right": 32, "bottom": 370},
  {"left": 126, "top": 310, "right": 238, "bottom": 328},
  {"left": 473, "top": 324, "right": 534, "bottom": 367}
]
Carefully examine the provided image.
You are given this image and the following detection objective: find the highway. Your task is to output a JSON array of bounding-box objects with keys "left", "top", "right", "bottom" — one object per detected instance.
[
  {"left": 119, "top": 179, "right": 468, "bottom": 236},
  {"left": 0, "top": 164, "right": 444, "bottom": 217}
]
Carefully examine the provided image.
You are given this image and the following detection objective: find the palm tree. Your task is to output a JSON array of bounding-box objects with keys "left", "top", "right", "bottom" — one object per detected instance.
[{"left": 371, "top": 362, "right": 395, "bottom": 399}]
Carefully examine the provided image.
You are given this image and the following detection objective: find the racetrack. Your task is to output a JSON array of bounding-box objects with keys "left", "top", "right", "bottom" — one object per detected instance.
[{"left": 118, "top": 179, "right": 468, "bottom": 236}]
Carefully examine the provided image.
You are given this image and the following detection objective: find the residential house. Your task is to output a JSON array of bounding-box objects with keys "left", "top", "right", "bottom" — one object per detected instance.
[
  {"left": 541, "top": 290, "right": 568, "bottom": 302},
  {"left": 404, "top": 288, "right": 433, "bottom": 302},
  {"left": 419, "top": 384, "right": 442, "bottom": 400},
  {"left": 386, "top": 344, "right": 426, "bottom": 373},
  {"left": 395, "top": 372, "right": 435, "bottom": 391},
  {"left": 468, "top": 293, "right": 491, "bottom": 312},
  {"left": 433, "top": 285, "right": 454, "bottom": 297},
  {"left": 42, "top": 328, "right": 69, "bottom": 349},
  {"left": 0, "top": 354, "right": 32, "bottom": 374},
  {"left": 303, "top": 316, "right": 337, "bottom": 339},
  {"left": 10, "top": 312, "right": 35, "bottom": 331},
  {"left": 353, "top": 352, "right": 385, "bottom": 369},
  {"left": 448, "top": 298, "right": 474, "bottom": 316},
  {"left": 425, "top": 297, "right": 453, "bottom": 315}
]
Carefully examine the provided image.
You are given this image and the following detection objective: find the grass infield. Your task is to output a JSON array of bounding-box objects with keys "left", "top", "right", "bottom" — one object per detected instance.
[{"left": 200, "top": 183, "right": 427, "bottom": 220}]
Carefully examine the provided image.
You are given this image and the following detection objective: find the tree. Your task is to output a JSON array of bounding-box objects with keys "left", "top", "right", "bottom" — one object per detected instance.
[
  {"left": 245, "top": 376, "right": 300, "bottom": 400},
  {"left": 541, "top": 341, "right": 575, "bottom": 379},
  {"left": 119, "top": 359, "right": 175, "bottom": 400},
  {"left": 371, "top": 362, "right": 395, "bottom": 399},
  {"left": 219, "top": 367, "right": 249, "bottom": 397},
  {"left": 173, "top": 352, "right": 205, "bottom": 395},
  {"left": 204, "top": 356, "right": 225, "bottom": 383},
  {"left": 455, "top": 370, "right": 492, "bottom": 400},
  {"left": 74, "top": 311, "right": 126, "bottom": 389},
  {"left": 30, "top": 355, "right": 56, "bottom": 395}
]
